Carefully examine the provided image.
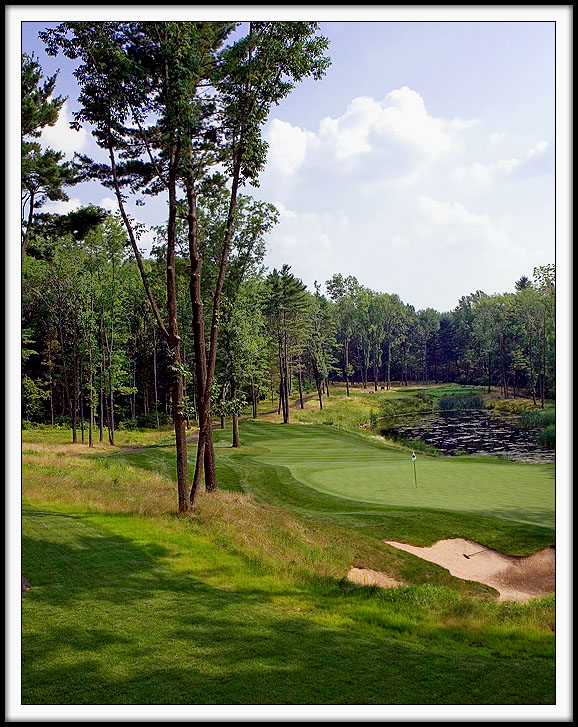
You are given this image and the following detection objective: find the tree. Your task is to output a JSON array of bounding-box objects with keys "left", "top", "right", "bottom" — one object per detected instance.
[
  {"left": 264, "top": 265, "right": 309, "bottom": 423},
  {"left": 305, "top": 284, "right": 336, "bottom": 409},
  {"left": 326, "top": 274, "right": 359, "bottom": 396},
  {"left": 21, "top": 53, "right": 78, "bottom": 257},
  {"left": 416, "top": 308, "right": 440, "bottom": 384},
  {"left": 185, "top": 22, "right": 330, "bottom": 500},
  {"left": 41, "top": 21, "right": 219, "bottom": 511}
]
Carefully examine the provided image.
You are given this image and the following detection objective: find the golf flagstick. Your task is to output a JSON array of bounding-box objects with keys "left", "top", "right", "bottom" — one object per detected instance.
[{"left": 411, "top": 451, "right": 417, "bottom": 487}]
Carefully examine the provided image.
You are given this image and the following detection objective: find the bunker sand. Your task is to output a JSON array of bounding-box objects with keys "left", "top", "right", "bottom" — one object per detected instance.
[{"left": 384, "top": 538, "right": 555, "bottom": 602}]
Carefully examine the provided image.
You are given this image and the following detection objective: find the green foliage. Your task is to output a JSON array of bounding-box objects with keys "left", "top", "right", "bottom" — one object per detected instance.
[
  {"left": 438, "top": 393, "right": 484, "bottom": 411},
  {"left": 538, "top": 426, "right": 555, "bottom": 448},
  {"left": 22, "top": 376, "right": 49, "bottom": 420},
  {"left": 520, "top": 410, "right": 556, "bottom": 429}
]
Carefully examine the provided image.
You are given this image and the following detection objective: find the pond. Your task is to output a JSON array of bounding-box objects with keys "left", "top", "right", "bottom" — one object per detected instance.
[{"left": 380, "top": 410, "right": 555, "bottom": 463}]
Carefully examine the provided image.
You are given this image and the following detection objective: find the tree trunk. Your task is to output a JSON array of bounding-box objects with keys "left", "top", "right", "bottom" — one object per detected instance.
[
  {"left": 88, "top": 347, "right": 94, "bottom": 448},
  {"left": 231, "top": 377, "right": 240, "bottom": 448},
  {"left": 153, "top": 326, "right": 160, "bottom": 429},
  {"left": 344, "top": 339, "right": 350, "bottom": 396},
  {"left": 187, "top": 171, "right": 211, "bottom": 505},
  {"left": 167, "top": 155, "right": 190, "bottom": 512}
]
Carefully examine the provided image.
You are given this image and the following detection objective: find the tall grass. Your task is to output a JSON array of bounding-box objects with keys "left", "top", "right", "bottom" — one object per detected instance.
[
  {"left": 438, "top": 393, "right": 484, "bottom": 411},
  {"left": 520, "top": 410, "right": 556, "bottom": 429}
]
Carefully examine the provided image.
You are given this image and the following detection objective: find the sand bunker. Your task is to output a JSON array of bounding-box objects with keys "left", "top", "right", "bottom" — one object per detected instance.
[
  {"left": 347, "top": 567, "right": 403, "bottom": 589},
  {"left": 384, "top": 538, "right": 555, "bottom": 602}
]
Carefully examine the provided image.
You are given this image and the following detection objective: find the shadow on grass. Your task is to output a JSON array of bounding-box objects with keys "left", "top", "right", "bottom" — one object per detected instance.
[{"left": 21, "top": 506, "right": 555, "bottom": 706}]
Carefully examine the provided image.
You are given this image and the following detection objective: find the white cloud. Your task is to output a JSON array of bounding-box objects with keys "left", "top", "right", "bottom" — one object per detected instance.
[
  {"left": 490, "top": 131, "right": 506, "bottom": 144},
  {"left": 264, "top": 208, "right": 350, "bottom": 285},
  {"left": 318, "top": 87, "right": 476, "bottom": 168},
  {"left": 319, "top": 95, "right": 383, "bottom": 160},
  {"left": 417, "top": 195, "right": 522, "bottom": 255},
  {"left": 42, "top": 196, "right": 83, "bottom": 215},
  {"left": 454, "top": 140, "right": 551, "bottom": 185},
  {"left": 392, "top": 234, "right": 410, "bottom": 248},
  {"left": 495, "top": 158, "right": 520, "bottom": 174},
  {"left": 266, "top": 118, "right": 319, "bottom": 176},
  {"left": 265, "top": 87, "right": 478, "bottom": 188},
  {"left": 99, "top": 196, "right": 119, "bottom": 213},
  {"left": 40, "top": 101, "right": 89, "bottom": 160},
  {"left": 273, "top": 200, "right": 298, "bottom": 220},
  {"left": 526, "top": 140, "right": 548, "bottom": 158},
  {"left": 453, "top": 162, "right": 491, "bottom": 185}
]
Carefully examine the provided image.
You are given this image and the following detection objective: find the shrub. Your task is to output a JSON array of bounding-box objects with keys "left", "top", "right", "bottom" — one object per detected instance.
[
  {"left": 520, "top": 410, "right": 556, "bottom": 429},
  {"left": 539, "top": 425, "right": 556, "bottom": 448}
]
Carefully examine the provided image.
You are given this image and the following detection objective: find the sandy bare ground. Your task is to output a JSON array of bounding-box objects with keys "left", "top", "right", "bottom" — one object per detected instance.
[
  {"left": 384, "top": 538, "right": 555, "bottom": 602},
  {"left": 347, "top": 567, "right": 404, "bottom": 589}
]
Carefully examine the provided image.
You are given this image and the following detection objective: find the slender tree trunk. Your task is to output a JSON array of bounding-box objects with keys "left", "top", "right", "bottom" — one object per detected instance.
[
  {"left": 99, "top": 371, "right": 104, "bottom": 443},
  {"left": 298, "top": 361, "right": 304, "bottom": 409},
  {"left": 220, "top": 384, "right": 227, "bottom": 429},
  {"left": 88, "top": 348, "right": 94, "bottom": 448},
  {"left": 167, "top": 154, "right": 190, "bottom": 512},
  {"left": 186, "top": 168, "right": 211, "bottom": 504},
  {"left": 99, "top": 308, "right": 105, "bottom": 442},
  {"left": 231, "top": 377, "right": 240, "bottom": 448},
  {"left": 541, "top": 312, "right": 546, "bottom": 409},
  {"left": 21, "top": 191, "right": 35, "bottom": 259},
  {"left": 48, "top": 343, "right": 55, "bottom": 427},
  {"left": 79, "top": 356, "right": 85, "bottom": 444},
  {"left": 71, "top": 342, "right": 78, "bottom": 444},
  {"left": 528, "top": 333, "right": 537, "bottom": 405},
  {"left": 344, "top": 338, "right": 350, "bottom": 396},
  {"left": 153, "top": 326, "right": 160, "bottom": 429}
]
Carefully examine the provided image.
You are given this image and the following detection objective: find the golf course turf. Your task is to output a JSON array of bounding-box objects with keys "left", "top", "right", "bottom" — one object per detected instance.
[{"left": 20, "top": 418, "right": 556, "bottom": 705}]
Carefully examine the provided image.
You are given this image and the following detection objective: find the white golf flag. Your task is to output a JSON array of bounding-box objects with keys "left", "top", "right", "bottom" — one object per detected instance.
[{"left": 411, "top": 452, "right": 416, "bottom": 461}]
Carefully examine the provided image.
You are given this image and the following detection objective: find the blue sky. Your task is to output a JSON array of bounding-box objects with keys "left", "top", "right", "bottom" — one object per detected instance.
[{"left": 20, "top": 14, "right": 559, "bottom": 314}]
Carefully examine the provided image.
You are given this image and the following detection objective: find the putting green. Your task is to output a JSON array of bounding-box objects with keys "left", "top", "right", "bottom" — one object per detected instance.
[{"left": 241, "top": 423, "right": 555, "bottom": 528}]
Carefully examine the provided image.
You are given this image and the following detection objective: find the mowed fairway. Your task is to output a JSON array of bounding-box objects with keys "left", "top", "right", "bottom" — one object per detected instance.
[{"left": 232, "top": 422, "right": 555, "bottom": 529}]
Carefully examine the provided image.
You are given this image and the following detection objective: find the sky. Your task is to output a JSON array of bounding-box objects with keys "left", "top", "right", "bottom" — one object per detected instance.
[{"left": 19, "top": 11, "right": 561, "bottom": 314}]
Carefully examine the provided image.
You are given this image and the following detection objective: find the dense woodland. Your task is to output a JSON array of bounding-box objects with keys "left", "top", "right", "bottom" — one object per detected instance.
[{"left": 21, "top": 21, "right": 555, "bottom": 512}]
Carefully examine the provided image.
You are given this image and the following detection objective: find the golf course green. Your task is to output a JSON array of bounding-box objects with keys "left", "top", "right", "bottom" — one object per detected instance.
[{"left": 238, "top": 422, "right": 555, "bottom": 528}]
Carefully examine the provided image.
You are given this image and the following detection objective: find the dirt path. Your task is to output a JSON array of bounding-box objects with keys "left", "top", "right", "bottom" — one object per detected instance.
[
  {"left": 384, "top": 538, "right": 555, "bottom": 602},
  {"left": 114, "top": 423, "right": 220, "bottom": 456}
]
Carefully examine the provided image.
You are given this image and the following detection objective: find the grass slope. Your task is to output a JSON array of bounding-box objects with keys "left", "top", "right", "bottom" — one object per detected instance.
[{"left": 22, "top": 502, "right": 555, "bottom": 705}]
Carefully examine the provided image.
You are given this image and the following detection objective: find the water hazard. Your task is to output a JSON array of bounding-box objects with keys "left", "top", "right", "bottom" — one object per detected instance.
[{"left": 380, "top": 410, "right": 555, "bottom": 463}]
